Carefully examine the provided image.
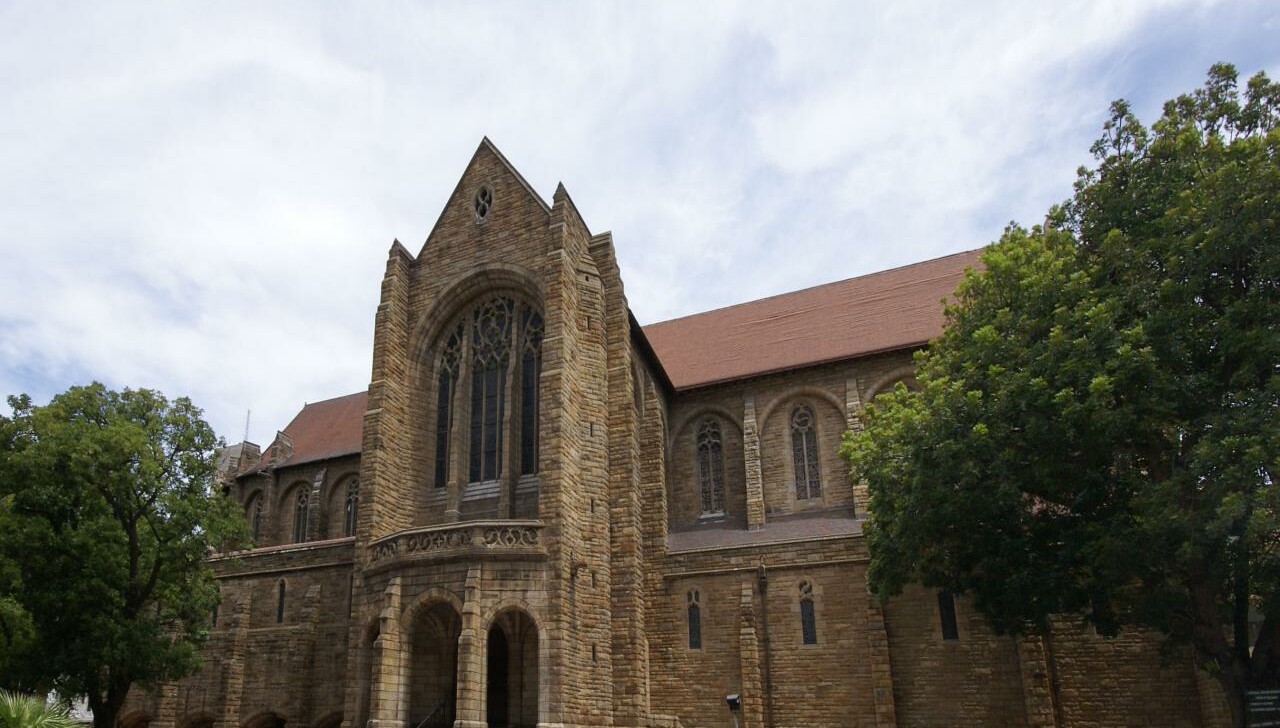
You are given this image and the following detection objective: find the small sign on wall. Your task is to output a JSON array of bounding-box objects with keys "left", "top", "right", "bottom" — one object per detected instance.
[{"left": 1249, "top": 689, "right": 1280, "bottom": 727}]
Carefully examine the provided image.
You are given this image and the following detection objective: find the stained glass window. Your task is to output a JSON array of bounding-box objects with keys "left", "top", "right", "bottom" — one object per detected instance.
[
  {"left": 343, "top": 478, "right": 359, "bottom": 537},
  {"left": 687, "top": 589, "right": 702, "bottom": 649},
  {"left": 696, "top": 420, "right": 725, "bottom": 515},
  {"left": 292, "top": 489, "right": 309, "bottom": 543},
  {"left": 791, "top": 404, "right": 821, "bottom": 500}
]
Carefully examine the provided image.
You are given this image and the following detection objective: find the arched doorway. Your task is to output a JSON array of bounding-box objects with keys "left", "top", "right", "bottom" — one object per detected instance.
[
  {"left": 486, "top": 609, "right": 538, "bottom": 728},
  {"left": 409, "top": 602, "right": 461, "bottom": 728},
  {"left": 242, "top": 712, "right": 286, "bottom": 728},
  {"left": 178, "top": 714, "right": 215, "bottom": 728}
]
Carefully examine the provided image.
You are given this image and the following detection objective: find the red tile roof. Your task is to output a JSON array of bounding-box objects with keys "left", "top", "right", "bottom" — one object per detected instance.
[
  {"left": 239, "top": 250, "right": 982, "bottom": 465},
  {"left": 641, "top": 248, "right": 984, "bottom": 390},
  {"left": 241, "top": 391, "right": 367, "bottom": 473}
]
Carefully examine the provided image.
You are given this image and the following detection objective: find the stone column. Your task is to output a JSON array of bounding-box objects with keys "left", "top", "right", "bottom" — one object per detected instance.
[
  {"left": 864, "top": 586, "right": 898, "bottom": 728},
  {"left": 307, "top": 468, "right": 326, "bottom": 541},
  {"left": 844, "top": 375, "right": 868, "bottom": 518},
  {"left": 454, "top": 565, "right": 486, "bottom": 728},
  {"left": 216, "top": 595, "right": 251, "bottom": 728},
  {"left": 737, "top": 580, "right": 766, "bottom": 728},
  {"left": 370, "top": 577, "right": 405, "bottom": 728},
  {"left": 152, "top": 683, "right": 179, "bottom": 728},
  {"left": 1016, "top": 635, "right": 1060, "bottom": 728},
  {"left": 742, "top": 395, "right": 766, "bottom": 530}
]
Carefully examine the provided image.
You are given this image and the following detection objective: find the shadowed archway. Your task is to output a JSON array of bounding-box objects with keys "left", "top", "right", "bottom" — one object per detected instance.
[
  {"left": 486, "top": 609, "right": 538, "bottom": 728},
  {"left": 409, "top": 601, "right": 461, "bottom": 727}
]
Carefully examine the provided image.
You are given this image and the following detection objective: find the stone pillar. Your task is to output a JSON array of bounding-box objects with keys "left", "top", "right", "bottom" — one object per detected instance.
[
  {"left": 1194, "top": 658, "right": 1233, "bottom": 728},
  {"left": 844, "top": 375, "right": 868, "bottom": 518},
  {"left": 737, "top": 580, "right": 766, "bottom": 728},
  {"left": 307, "top": 468, "right": 326, "bottom": 541},
  {"left": 216, "top": 595, "right": 251, "bottom": 728},
  {"left": 864, "top": 586, "right": 897, "bottom": 728},
  {"left": 742, "top": 395, "right": 766, "bottom": 530},
  {"left": 1016, "top": 635, "right": 1059, "bottom": 728},
  {"left": 370, "top": 577, "right": 405, "bottom": 728},
  {"left": 152, "top": 683, "right": 179, "bottom": 728},
  {"left": 455, "top": 565, "right": 486, "bottom": 728}
]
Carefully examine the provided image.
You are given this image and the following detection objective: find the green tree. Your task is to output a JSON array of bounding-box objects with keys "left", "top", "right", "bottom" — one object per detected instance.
[
  {"left": 842, "top": 64, "right": 1279, "bottom": 727},
  {"left": 0, "top": 384, "right": 248, "bottom": 728}
]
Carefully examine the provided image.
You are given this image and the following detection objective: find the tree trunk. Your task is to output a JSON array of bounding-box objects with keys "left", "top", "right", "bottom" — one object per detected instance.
[
  {"left": 1216, "top": 666, "right": 1246, "bottom": 728},
  {"left": 89, "top": 679, "right": 132, "bottom": 728}
]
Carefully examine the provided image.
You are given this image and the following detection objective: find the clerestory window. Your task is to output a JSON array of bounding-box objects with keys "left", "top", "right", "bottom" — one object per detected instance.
[
  {"left": 292, "top": 489, "right": 309, "bottom": 543},
  {"left": 343, "top": 477, "right": 359, "bottom": 537},
  {"left": 433, "top": 295, "right": 543, "bottom": 492},
  {"left": 790, "top": 404, "right": 822, "bottom": 500},
  {"left": 696, "top": 419, "right": 725, "bottom": 516}
]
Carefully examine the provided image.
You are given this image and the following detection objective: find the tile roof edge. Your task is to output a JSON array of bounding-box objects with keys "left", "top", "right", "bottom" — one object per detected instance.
[{"left": 642, "top": 247, "right": 984, "bottom": 329}]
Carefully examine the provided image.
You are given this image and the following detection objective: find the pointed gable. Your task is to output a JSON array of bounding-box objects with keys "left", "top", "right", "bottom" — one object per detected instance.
[{"left": 420, "top": 138, "right": 553, "bottom": 259}]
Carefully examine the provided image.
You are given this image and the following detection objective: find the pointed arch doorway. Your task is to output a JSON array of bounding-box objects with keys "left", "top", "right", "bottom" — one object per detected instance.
[
  {"left": 409, "top": 602, "right": 462, "bottom": 728},
  {"left": 486, "top": 609, "right": 538, "bottom": 728}
]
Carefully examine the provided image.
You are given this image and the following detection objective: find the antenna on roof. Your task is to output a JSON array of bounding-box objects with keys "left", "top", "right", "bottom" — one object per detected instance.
[{"left": 243, "top": 410, "right": 251, "bottom": 444}]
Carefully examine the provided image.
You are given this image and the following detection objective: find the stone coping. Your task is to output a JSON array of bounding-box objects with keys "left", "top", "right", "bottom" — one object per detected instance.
[
  {"left": 209, "top": 535, "right": 356, "bottom": 561},
  {"left": 365, "top": 520, "right": 546, "bottom": 572}
]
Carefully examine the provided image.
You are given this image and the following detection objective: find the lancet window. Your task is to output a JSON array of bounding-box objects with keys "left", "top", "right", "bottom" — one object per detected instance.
[
  {"left": 343, "top": 477, "right": 359, "bottom": 537},
  {"left": 790, "top": 404, "right": 822, "bottom": 500},
  {"left": 696, "top": 419, "right": 726, "bottom": 516},
  {"left": 247, "top": 494, "right": 264, "bottom": 542},
  {"left": 687, "top": 589, "right": 703, "bottom": 649},
  {"left": 432, "top": 295, "right": 543, "bottom": 491},
  {"left": 292, "top": 489, "right": 309, "bottom": 543},
  {"left": 799, "top": 580, "right": 818, "bottom": 644}
]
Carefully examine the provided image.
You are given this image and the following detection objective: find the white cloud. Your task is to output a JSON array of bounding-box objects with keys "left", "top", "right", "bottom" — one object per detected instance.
[{"left": 0, "top": 0, "right": 1274, "bottom": 444}]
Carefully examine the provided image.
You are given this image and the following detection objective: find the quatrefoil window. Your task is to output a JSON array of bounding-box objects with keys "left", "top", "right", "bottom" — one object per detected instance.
[{"left": 474, "top": 186, "right": 493, "bottom": 222}]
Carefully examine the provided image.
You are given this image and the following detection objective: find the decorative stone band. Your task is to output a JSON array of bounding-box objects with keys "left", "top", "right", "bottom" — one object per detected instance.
[{"left": 365, "top": 520, "right": 545, "bottom": 572}]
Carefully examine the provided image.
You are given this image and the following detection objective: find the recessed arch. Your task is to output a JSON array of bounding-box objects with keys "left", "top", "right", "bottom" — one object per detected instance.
[
  {"left": 757, "top": 386, "right": 847, "bottom": 434},
  {"left": 118, "top": 711, "right": 153, "bottom": 728},
  {"left": 178, "top": 713, "right": 215, "bottom": 728},
  {"left": 863, "top": 365, "right": 921, "bottom": 401},
  {"left": 241, "top": 711, "right": 286, "bottom": 728},
  {"left": 482, "top": 602, "right": 545, "bottom": 728},
  {"left": 668, "top": 405, "right": 744, "bottom": 453},
  {"left": 408, "top": 263, "right": 545, "bottom": 376},
  {"left": 400, "top": 587, "right": 466, "bottom": 629}
]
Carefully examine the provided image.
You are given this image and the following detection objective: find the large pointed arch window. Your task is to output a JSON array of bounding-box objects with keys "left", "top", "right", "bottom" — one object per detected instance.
[
  {"left": 790, "top": 404, "right": 822, "bottom": 500},
  {"left": 432, "top": 295, "right": 544, "bottom": 493},
  {"left": 292, "top": 489, "right": 309, "bottom": 543},
  {"left": 696, "top": 419, "right": 725, "bottom": 516},
  {"left": 343, "top": 477, "right": 359, "bottom": 537}
]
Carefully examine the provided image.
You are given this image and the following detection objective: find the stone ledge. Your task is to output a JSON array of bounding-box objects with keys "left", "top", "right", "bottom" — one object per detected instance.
[{"left": 365, "top": 520, "right": 546, "bottom": 573}]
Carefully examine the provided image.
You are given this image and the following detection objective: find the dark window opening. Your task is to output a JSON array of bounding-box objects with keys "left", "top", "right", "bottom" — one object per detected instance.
[
  {"left": 276, "top": 580, "right": 286, "bottom": 624},
  {"left": 938, "top": 590, "right": 960, "bottom": 641}
]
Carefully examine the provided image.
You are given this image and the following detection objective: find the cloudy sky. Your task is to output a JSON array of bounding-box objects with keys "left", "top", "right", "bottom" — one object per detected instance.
[{"left": 2, "top": 1, "right": 1277, "bottom": 446}]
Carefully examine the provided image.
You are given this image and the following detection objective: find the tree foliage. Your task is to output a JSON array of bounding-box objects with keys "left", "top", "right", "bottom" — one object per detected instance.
[
  {"left": 842, "top": 64, "right": 1279, "bottom": 727},
  {"left": 0, "top": 384, "right": 248, "bottom": 728}
]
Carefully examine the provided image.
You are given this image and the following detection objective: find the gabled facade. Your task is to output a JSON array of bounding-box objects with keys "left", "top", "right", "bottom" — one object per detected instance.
[{"left": 121, "top": 140, "right": 1230, "bottom": 728}]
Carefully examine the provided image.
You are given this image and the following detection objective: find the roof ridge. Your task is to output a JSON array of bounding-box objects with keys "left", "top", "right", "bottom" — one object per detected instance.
[{"left": 643, "top": 247, "right": 984, "bottom": 328}]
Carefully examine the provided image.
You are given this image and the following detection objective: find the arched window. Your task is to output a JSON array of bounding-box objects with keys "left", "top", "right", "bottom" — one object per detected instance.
[
  {"left": 696, "top": 419, "right": 725, "bottom": 516},
  {"left": 292, "top": 489, "right": 309, "bottom": 543},
  {"left": 687, "top": 589, "right": 702, "bottom": 649},
  {"left": 343, "top": 477, "right": 359, "bottom": 537},
  {"left": 247, "top": 494, "right": 264, "bottom": 543},
  {"left": 790, "top": 404, "right": 822, "bottom": 500},
  {"left": 276, "top": 580, "right": 286, "bottom": 624},
  {"left": 435, "top": 325, "right": 462, "bottom": 489},
  {"left": 799, "top": 580, "right": 818, "bottom": 644},
  {"left": 432, "top": 295, "right": 543, "bottom": 492}
]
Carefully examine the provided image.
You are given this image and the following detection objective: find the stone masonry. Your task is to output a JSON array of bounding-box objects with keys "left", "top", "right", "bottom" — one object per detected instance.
[{"left": 121, "top": 140, "right": 1231, "bottom": 728}]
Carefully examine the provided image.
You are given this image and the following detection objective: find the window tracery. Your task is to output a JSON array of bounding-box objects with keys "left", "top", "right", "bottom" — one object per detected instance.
[
  {"left": 431, "top": 295, "right": 543, "bottom": 496},
  {"left": 293, "top": 489, "right": 309, "bottom": 543},
  {"left": 790, "top": 404, "right": 822, "bottom": 500},
  {"left": 696, "top": 419, "right": 725, "bottom": 516},
  {"left": 435, "top": 324, "right": 463, "bottom": 489},
  {"left": 343, "top": 477, "right": 359, "bottom": 537}
]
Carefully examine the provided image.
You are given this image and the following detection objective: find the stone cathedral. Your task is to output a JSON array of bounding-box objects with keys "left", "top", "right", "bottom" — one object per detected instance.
[{"left": 123, "top": 140, "right": 1229, "bottom": 728}]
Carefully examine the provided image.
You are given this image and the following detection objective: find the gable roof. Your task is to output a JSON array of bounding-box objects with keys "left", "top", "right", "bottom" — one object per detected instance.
[
  {"left": 641, "top": 248, "right": 984, "bottom": 391},
  {"left": 241, "top": 391, "right": 367, "bottom": 474}
]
